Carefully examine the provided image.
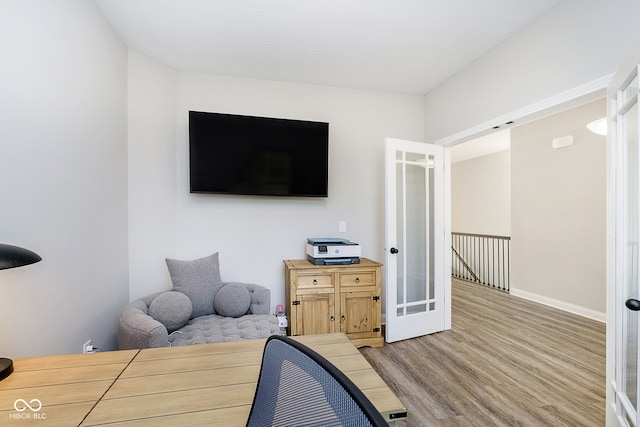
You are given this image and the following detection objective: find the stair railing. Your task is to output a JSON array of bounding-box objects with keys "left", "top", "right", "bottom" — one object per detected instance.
[{"left": 451, "top": 232, "right": 510, "bottom": 292}]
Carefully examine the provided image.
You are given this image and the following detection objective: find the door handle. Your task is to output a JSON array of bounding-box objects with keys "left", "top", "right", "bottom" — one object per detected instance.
[
  {"left": 390, "top": 247, "right": 399, "bottom": 254},
  {"left": 626, "top": 299, "right": 640, "bottom": 311}
]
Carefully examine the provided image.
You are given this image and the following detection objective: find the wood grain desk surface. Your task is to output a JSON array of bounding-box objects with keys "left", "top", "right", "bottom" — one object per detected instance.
[{"left": 0, "top": 333, "right": 406, "bottom": 426}]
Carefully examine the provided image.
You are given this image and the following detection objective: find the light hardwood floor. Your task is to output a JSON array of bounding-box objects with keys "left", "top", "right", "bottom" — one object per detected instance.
[{"left": 359, "top": 279, "right": 606, "bottom": 426}]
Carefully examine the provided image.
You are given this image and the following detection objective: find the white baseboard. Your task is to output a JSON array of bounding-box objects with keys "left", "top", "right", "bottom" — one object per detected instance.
[{"left": 509, "top": 288, "right": 606, "bottom": 323}]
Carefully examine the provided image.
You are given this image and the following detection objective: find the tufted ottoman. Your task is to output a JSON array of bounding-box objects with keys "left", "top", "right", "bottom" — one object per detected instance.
[{"left": 169, "top": 314, "right": 280, "bottom": 345}]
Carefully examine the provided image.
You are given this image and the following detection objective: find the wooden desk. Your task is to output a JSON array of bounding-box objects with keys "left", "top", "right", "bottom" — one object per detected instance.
[
  {"left": 0, "top": 334, "right": 406, "bottom": 426},
  {"left": 0, "top": 349, "right": 138, "bottom": 426}
]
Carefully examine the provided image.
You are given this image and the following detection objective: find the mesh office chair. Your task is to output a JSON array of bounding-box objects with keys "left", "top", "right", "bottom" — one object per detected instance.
[{"left": 246, "top": 335, "right": 387, "bottom": 427}]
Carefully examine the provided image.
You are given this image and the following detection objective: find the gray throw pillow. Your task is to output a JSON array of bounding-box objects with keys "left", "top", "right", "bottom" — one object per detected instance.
[
  {"left": 214, "top": 283, "right": 251, "bottom": 318},
  {"left": 166, "top": 252, "right": 223, "bottom": 318},
  {"left": 149, "top": 291, "right": 193, "bottom": 333}
]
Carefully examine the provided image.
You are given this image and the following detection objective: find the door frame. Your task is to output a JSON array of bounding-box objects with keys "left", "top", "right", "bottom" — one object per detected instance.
[
  {"left": 435, "top": 75, "right": 612, "bottom": 147},
  {"left": 607, "top": 43, "right": 640, "bottom": 427},
  {"left": 432, "top": 72, "right": 614, "bottom": 422}
]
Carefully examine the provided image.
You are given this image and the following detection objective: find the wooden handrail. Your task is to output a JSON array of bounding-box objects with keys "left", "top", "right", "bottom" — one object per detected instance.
[{"left": 452, "top": 232, "right": 511, "bottom": 241}]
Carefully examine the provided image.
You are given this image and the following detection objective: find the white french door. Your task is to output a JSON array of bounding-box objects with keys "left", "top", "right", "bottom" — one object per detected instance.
[
  {"left": 609, "top": 54, "right": 640, "bottom": 426},
  {"left": 384, "top": 138, "right": 451, "bottom": 343}
]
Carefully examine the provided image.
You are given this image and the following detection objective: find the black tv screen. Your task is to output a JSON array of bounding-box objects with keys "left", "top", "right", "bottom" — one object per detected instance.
[{"left": 189, "top": 111, "right": 329, "bottom": 197}]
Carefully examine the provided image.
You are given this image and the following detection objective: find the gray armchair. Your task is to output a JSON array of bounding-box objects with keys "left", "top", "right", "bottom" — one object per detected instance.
[
  {"left": 118, "top": 253, "right": 279, "bottom": 349},
  {"left": 118, "top": 283, "right": 277, "bottom": 349}
]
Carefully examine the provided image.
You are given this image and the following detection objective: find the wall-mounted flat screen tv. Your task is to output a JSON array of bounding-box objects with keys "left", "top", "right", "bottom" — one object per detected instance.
[{"left": 189, "top": 111, "right": 329, "bottom": 197}]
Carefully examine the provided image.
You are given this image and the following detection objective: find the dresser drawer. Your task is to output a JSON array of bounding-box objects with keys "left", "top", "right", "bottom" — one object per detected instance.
[
  {"left": 339, "top": 272, "right": 375, "bottom": 287},
  {"left": 297, "top": 274, "right": 334, "bottom": 289}
]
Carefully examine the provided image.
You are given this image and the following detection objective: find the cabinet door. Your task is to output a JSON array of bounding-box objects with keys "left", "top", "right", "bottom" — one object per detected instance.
[
  {"left": 295, "top": 293, "right": 336, "bottom": 336},
  {"left": 341, "top": 290, "right": 380, "bottom": 338}
]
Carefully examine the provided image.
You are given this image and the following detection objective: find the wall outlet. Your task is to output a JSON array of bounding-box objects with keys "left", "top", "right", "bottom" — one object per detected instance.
[
  {"left": 339, "top": 221, "right": 347, "bottom": 233},
  {"left": 83, "top": 339, "right": 94, "bottom": 354}
]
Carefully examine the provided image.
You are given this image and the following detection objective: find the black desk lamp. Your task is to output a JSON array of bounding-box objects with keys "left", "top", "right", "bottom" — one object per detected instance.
[{"left": 0, "top": 244, "right": 42, "bottom": 381}]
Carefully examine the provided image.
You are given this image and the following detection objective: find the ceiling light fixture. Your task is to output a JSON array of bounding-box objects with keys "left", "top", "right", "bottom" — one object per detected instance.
[{"left": 587, "top": 118, "right": 607, "bottom": 136}]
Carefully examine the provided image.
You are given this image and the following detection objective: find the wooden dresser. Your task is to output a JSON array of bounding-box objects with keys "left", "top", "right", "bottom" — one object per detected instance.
[{"left": 284, "top": 258, "right": 383, "bottom": 347}]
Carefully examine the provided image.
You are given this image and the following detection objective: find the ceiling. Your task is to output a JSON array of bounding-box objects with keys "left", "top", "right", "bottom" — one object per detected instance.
[
  {"left": 451, "top": 129, "right": 511, "bottom": 163},
  {"left": 94, "top": 0, "right": 564, "bottom": 95}
]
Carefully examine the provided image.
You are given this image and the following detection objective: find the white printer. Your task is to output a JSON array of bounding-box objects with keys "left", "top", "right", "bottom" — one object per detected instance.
[{"left": 306, "top": 238, "right": 361, "bottom": 265}]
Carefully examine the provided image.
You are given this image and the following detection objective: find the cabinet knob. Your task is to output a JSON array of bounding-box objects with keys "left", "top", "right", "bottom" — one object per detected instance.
[
  {"left": 355, "top": 277, "right": 360, "bottom": 283},
  {"left": 313, "top": 279, "right": 318, "bottom": 285},
  {"left": 330, "top": 316, "right": 335, "bottom": 321},
  {"left": 341, "top": 315, "right": 346, "bottom": 322}
]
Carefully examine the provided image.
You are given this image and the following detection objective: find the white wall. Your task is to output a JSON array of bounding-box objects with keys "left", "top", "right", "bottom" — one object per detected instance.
[
  {"left": 510, "top": 98, "right": 606, "bottom": 318},
  {"left": 451, "top": 150, "right": 511, "bottom": 236},
  {"left": 424, "top": 0, "right": 640, "bottom": 143},
  {"left": 0, "top": 1, "right": 128, "bottom": 357},
  {"left": 128, "top": 51, "right": 178, "bottom": 299},
  {"left": 127, "top": 57, "right": 425, "bottom": 310}
]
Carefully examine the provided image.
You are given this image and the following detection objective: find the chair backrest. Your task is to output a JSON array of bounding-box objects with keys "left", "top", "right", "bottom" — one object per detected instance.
[{"left": 246, "top": 335, "right": 387, "bottom": 427}]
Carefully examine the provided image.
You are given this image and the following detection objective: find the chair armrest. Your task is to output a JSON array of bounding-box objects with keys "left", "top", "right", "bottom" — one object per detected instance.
[
  {"left": 118, "top": 298, "right": 170, "bottom": 349},
  {"left": 240, "top": 283, "right": 272, "bottom": 315}
]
